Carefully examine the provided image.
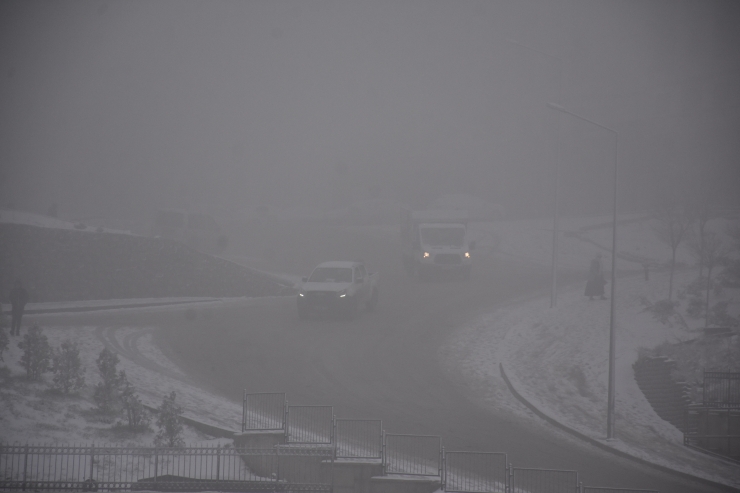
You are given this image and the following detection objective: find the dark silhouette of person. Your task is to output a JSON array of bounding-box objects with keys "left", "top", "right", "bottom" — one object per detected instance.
[
  {"left": 585, "top": 254, "right": 607, "bottom": 300},
  {"left": 9, "top": 279, "right": 29, "bottom": 336}
]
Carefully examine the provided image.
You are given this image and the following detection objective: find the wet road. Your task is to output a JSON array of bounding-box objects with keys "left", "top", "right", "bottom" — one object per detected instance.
[
  {"left": 151, "top": 221, "right": 733, "bottom": 492},
  {"left": 33, "top": 220, "right": 731, "bottom": 492}
]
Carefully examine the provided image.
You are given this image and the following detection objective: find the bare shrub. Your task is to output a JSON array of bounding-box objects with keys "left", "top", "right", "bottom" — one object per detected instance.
[{"left": 120, "top": 377, "right": 149, "bottom": 430}]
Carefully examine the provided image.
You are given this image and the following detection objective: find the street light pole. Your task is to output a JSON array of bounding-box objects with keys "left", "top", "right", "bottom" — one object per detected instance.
[
  {"left": 506, "top": 39, "right": 562, "bottom": 308},
  {"left": 546, "top": 102, "right": 619, "bottom": 439}
]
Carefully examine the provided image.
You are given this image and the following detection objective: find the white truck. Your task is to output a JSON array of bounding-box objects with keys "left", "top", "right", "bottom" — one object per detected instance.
[
  {"left": 400, "top": 209, "right": 475, "bottom": 280},
  {"left": 297, "top": 261, "right": 379, "bottom": 319}
]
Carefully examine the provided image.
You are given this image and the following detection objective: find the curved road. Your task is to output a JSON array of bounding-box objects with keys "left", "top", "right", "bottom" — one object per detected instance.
[{"left": 51, "top": 221, "right": 733, "bottom": 492}]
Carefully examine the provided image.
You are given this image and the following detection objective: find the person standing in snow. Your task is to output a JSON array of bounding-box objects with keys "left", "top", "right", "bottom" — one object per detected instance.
[
  {"left": 9, "top": 279, "right": 29, "bottom": 336},
  {"left": 585, "top": 254, "right": 607, "bottom": 300}
]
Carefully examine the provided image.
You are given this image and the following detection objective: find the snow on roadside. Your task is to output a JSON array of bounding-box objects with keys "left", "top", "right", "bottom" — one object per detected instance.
[
  {"left": 455, "top": 269, "right": 739, "bottom": 488},
  {"left": 0, "top": 323, "right": 242, "bottom": 446}
]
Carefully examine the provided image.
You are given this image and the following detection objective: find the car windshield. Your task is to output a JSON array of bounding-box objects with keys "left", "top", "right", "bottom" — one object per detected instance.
[
  {"left": 308, "top": 267, "right": 353, "bottom": 283},
  {"left": 420, "top": 226, "right": 466, "bottom": 247}
]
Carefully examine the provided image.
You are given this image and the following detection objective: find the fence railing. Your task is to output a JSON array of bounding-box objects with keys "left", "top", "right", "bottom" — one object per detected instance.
[
  {"left": 383, "top": 434, "right": 441, "bottom": 477},
  {"left": 335, "top": 419, "right": 382, "bottom": 459},
  {"left": 703, "top": 371, "right": 740, "bottom": 408},
  {"left": 0, "top": 443, "right": 333, "bottom": 492},
  {"left": 286, "top": 406, "right": 334, "bottom": 444},
  {"left": 683, "top": 405, "right": 740, "bottom": 460},
  {"left": 509, "top": 467, "right": 579, "bottom": 493},
  {"left": 443, "top": 451, "right": 507, "bottom": 493},
  {"left": 581, "top": 488, "right": 658, "bottom": 493},
  {"left": 242, "top": 392, "right": 286, "bottom": 432}
]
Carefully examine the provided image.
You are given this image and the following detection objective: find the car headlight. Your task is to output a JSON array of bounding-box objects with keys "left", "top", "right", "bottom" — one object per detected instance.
[
  {"left": 298, "top": 290, "right": 305, "bottom": 297},
  {"left": 338, "top": 289, "right": 347, "bottom": 298},
  {"left": 464, "top": 252, "right": 471, "bottom": 258},
  {"left": 423, "top": 252, "right": 430, "bottom": 258}
]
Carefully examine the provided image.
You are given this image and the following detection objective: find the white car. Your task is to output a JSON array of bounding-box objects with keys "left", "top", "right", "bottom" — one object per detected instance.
[{"left": 297, "top": 261, "right": 379, "bottom": 319}]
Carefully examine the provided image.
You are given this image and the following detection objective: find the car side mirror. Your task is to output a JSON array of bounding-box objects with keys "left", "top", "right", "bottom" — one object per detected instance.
[
  {"left": 302, "top": 277, "right": 308, "bottom": 282},
  {"left": 469, "top": 240, "right": 476, "bottom": 251}
]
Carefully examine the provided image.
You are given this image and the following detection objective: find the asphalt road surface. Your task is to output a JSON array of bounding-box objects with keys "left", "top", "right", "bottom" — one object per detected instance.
[{"left": 37, "top": 220, "right": 736, "bottom": 492}]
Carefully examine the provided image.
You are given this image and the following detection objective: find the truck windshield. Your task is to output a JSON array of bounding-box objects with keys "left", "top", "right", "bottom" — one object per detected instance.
[
  {"left": 420, "top": 226, "right": 466, "bottom": 247},
  {"left": 308, "top": 267, "right": 353, "bottom": 283}
]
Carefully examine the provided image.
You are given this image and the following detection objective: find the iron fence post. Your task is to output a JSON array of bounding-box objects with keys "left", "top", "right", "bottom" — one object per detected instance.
[
  {"left": 440, "top": 446, "right": 445, "bottom": 490},
  {"left": 274, "top": 446, "right": 280, "bottom": 485},
  {"left": 89, "top": 444, "right": 95, "bottom": 484},
  {"left": 332, "top": 417, "right": 337, "bottom": 459},
  {"left": 22, "top": 444, "right": 28, "bottom": 492},
  {"left": 216, "top": 444, "right": 221, "bottom": 481},
  {"left": 506, "top": 463, "right": 511, "bottom": 493},
  {"left": 154, "top": 447, "right": 158, "bottom": 484},
  {"left": 242, "top": 390, "right": 246, "bottom": 433},
  {"left": 379, "top": 424, "right": 384, "bottom": 459},
  {"left": 381, "top": 431, "right": 387, "bottom": 476}
]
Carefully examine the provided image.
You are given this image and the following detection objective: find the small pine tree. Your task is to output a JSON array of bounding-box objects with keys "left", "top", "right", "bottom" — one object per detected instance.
[
  {"left": 155, "top": 391, "right": 184, "bottom": 447},
  {"left": 18, "top": 325, "right": 52, "bottom": 380},
  {"left": 93, "top": 348, "right": 125, "bottom": 413},
  {"left": 121, "top": 376, "right": 149, "bottom": 429},
  {"left": 51, "top": 340, "right": 86, "bottom": 394},
  {"left": 0, "top": 315, "right": 8, "bottom": 361}
]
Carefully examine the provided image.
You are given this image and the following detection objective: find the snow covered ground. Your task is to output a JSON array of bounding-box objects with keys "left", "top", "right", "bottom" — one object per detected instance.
[{"left": 1, "top": 210, "right": 738, "bottom": 488}]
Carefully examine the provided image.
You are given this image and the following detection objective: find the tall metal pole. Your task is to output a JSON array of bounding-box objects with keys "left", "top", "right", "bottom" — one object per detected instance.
[
  {"left": 546, "top": 103, "right": 618, "bottom": 438},
  {"left": 506, "top": 39, "right": 562, "bottom": 307},
  {"left": 606, "top": 133, "right": 619, "bottom": 439},
  {"left": 550, "top": 116, "right": 561, "bottom": 308}
]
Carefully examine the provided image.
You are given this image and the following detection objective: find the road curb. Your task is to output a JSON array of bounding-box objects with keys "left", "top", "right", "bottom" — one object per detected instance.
[
  {"left": 498, "top": 362, "right": 739, "bottom": 492},
  {"left": 23, "top": 299, "right": 220, "bottom": 315}
]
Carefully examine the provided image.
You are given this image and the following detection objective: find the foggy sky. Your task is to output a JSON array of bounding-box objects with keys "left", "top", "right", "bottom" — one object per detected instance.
[{"left": 1, "top": 0, "right": 738, "bottom": 223}]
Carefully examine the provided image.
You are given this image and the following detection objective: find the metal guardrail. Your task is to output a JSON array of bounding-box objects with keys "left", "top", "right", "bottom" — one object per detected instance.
[
  {"left": 242, "top": 392, "right": 286, "bottom": 432},
  {"left": 0, "top": 443, "right": 333, "bottom": 492},
  {"left": 286, "top": 406, "right": 334, "bottom": 444},
  {"left": 684, "top": 434, "right": 740, "bottom": 459},
  {"left": 383, "top": 434, "right": 441, "bottom": 477},
  {"left": 443, "top": 451, "right": 507, "bottom": 493},
  {"left": 581, "top": 488, "right": 658, "bottom": 493},
  {"left": 703, "top": 371, "right": 740, "bottom": 408},
  {"left": 335, "top": 419, "right": 382, "bottom": 459},
  {"left": 509, "top": 467, "right": 579, "bottom": 493}
]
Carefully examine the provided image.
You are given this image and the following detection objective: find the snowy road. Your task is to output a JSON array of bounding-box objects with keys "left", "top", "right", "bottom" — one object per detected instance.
[{"left": 149, "top": 221, "right": 733, "bottom": 493}]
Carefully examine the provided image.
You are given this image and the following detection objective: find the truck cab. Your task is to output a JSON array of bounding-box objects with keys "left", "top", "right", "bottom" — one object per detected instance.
[{"left": 401, "top": 210, "right": 474, "bottom": 280}]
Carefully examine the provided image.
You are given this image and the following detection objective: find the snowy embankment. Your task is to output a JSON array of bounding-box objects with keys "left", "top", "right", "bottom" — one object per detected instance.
[{"left": 449, "top": 214, "right": 740, "bottom": 488}]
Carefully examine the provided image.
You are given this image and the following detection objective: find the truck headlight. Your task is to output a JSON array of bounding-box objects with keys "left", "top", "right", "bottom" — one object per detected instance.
[
  {"left": 464, "top": 252, "right": 471, "bottom": 259},
  {"left": 423, "top": 252, "right": 430, "bottom": 258}
]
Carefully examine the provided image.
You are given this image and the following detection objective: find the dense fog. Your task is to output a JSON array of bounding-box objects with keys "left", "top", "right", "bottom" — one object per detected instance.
[{"left": 1, "top": 1, "right": 739, "bottom": 225}]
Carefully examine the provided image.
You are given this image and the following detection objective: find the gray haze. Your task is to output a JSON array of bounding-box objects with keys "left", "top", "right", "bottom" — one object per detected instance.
[{"left": 1, "top": 1, "right": 739, "bottom": 223}]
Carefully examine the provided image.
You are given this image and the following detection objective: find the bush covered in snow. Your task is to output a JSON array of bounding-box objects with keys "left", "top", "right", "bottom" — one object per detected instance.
[{"left": 18, "top": 326, "right": 52, "bottom": 380}]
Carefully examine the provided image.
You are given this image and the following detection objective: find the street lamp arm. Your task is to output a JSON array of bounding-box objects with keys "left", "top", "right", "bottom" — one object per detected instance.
[{"left": 546, "top": 103, "right": 616, "bottom": 135}]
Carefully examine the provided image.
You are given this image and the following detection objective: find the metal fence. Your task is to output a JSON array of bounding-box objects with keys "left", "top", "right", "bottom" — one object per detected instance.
[
  {"left": 0, "top": 443, "right": 333, "bottom": 492},
  {"left": 286, "top": 406, "right": 334, "bottom": 444},
  {"left": 581, "top": 488, "right": 658, "bottom": 493},
  {"left": 383, "top": 434, "right": 441, "bottom": 477},
  {"left": 242, "top": 392, "right": 287, "bottom": 432},
  {"left": 334, "top": 419, "right": 382, "bottom": 459},
  {"left": 509, "top": 467, "right": 579, "bottom": 493},
  {"left": 703, "top": 371, "right": 740, "bottom": 408},
  {"left": 443, "top": 452, "right": 507, "bottom": 493},
  {"left": 683, "top": 406, "right": 740, "bottom": 459}
]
